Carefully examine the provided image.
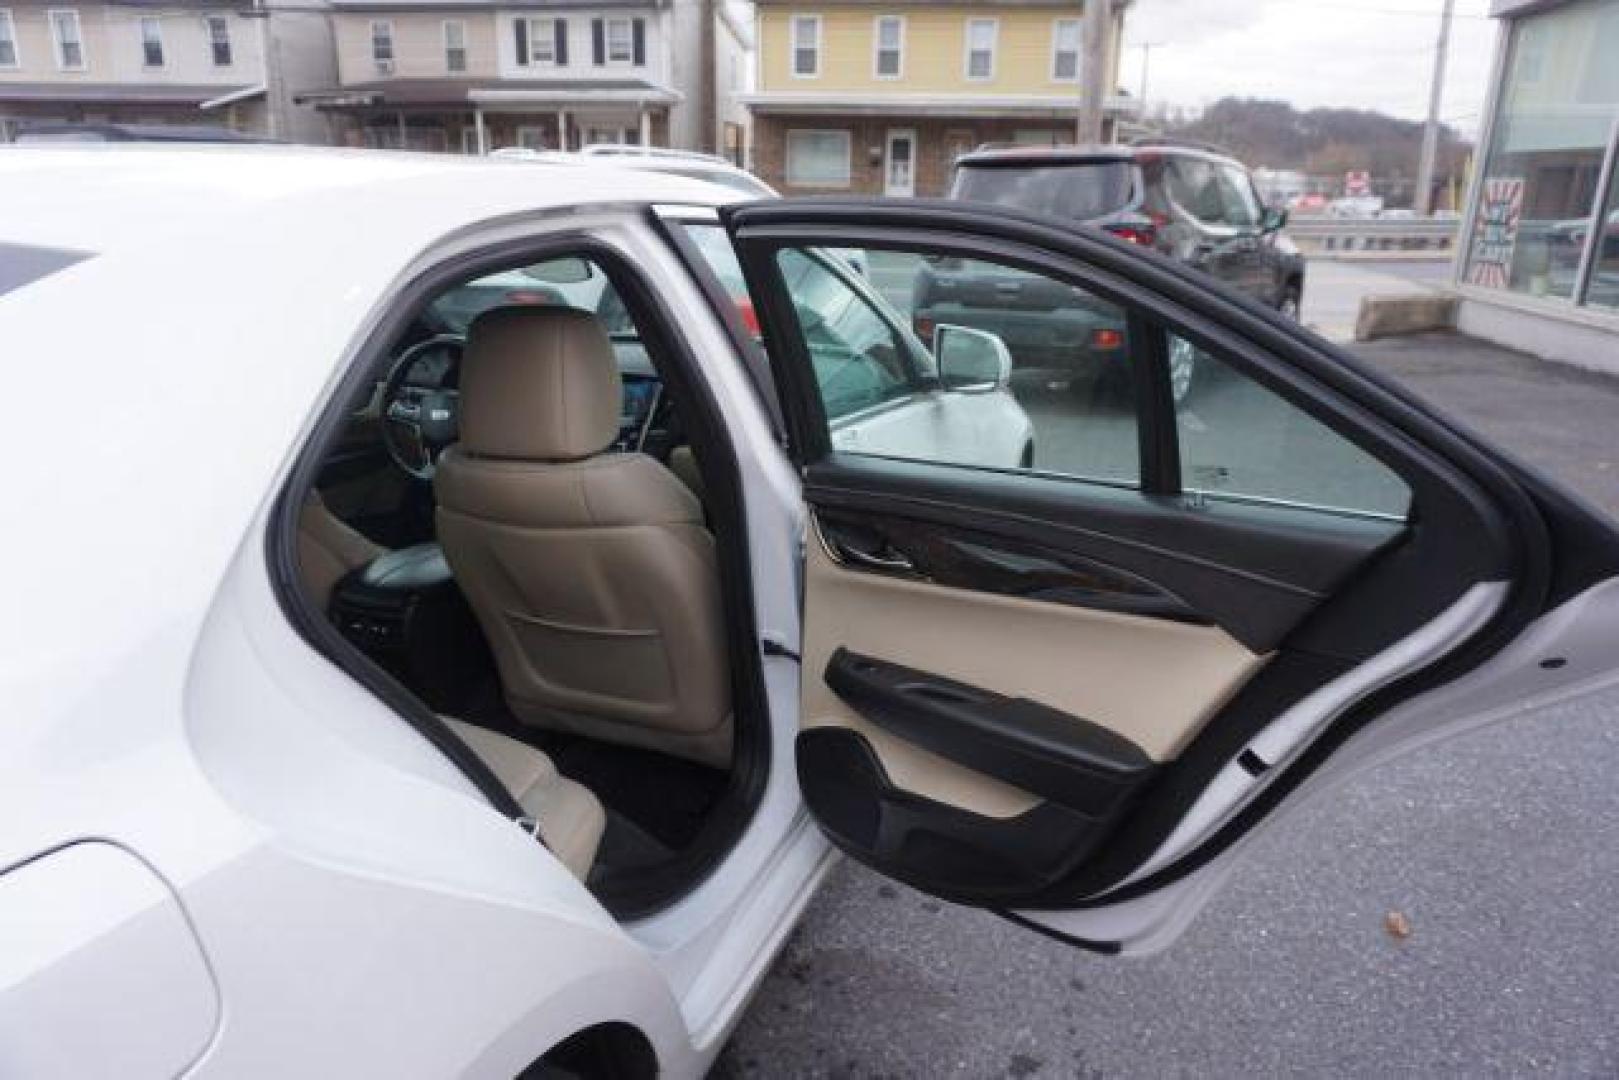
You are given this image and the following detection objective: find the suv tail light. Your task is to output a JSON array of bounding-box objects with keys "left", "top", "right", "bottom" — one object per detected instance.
[
  {"left": 734, "top": 295, "right": 762, "bottom": 337},
  {"left": 1104, "top": 222, "right": 1157, "bottom": 247}
]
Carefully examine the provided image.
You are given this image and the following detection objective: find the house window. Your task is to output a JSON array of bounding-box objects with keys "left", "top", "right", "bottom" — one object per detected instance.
[
  {"left": 790, "top": 14, "right": 819, "bottom": 77},
  {"left": 1052, "top": 18, "right": 1080, "bottom": 81},
  {"left": 205, "top": 15, "right": 231, "bottom": 66},
  {"left": 516, "top": 125, "right": 547, "bottom": 150},
  {"left": 443, "top": 20, "right": 466, "bottom": 72},
  {"left": 370, "top": 20, "right": 394, "bottom": 66},
  {"left": 49, "top": 9, "right": 84, "bottom": 70},
  {"left": 874, "top": 15, "right": 902, "bottom": 79},
  {"left": 606, "top": 17, "right": 637, "bottom": 62},
  {"left": 0, "top": 10, "right": 18, "bottom": 69},
  {"left": 965, "top": 18, "right": 997, "bottom": 81},
  {"left": 785, "top": 129, "right": 850, "bottom": 187},
  {"left": 139, "top": 17, "right": 163, "bottom": 67},
  {"left": 524, "top": 17, "right": 567, "bottom": 65}
]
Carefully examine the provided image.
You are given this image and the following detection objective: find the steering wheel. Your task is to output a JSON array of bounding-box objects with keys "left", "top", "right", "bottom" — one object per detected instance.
[{"left": 380, "top": 334, "right": 464, "bottom": 481}]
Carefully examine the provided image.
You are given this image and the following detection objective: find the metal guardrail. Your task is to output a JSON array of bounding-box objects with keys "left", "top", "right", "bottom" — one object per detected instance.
[{"left": 1287, "top": 216, "right": 1460, "bottom": 258}]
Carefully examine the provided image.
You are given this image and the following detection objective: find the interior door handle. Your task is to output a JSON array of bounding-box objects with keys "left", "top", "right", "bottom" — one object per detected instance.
[{"left": 839, "top": 544, "right": 916, "bottom": 574}]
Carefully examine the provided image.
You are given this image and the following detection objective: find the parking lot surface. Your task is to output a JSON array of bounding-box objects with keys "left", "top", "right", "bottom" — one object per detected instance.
[{"left": 714, "top": 332, "right": 1619, "bottom": 1078}]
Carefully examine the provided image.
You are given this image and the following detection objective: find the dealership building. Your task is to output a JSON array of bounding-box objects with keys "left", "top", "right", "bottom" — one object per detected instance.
[{"left": 1453, "top": 0, "right": 1619, "bottom": 371}]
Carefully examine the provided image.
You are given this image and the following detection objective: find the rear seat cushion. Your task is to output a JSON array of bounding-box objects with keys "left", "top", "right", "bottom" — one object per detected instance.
[{"left": 442, "top": 718, "right": 605, "bottom": 882}]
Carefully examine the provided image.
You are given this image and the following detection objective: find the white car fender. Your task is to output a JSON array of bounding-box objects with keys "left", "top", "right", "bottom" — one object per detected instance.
[{"left": 175, "top": 533, "right": 696, "bottom": 1075}]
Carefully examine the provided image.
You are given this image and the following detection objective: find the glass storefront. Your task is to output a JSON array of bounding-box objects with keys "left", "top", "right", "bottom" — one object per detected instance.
[
  {"left": 1587, "top": 147, "right": 1619, "bottom": 309},
  {"left": 1462, "top": 0, "right": 1619, "bottom": 308}
]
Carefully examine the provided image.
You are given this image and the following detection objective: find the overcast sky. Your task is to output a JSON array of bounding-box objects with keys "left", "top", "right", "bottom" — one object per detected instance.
[{"left": 1121, "top": 0, "right": 1499, "bottom": 136}]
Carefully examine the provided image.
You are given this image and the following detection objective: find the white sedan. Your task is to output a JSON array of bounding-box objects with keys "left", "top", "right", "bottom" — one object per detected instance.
[{"left": 4, "top": 147, "right": 1619, "bottom": 1079}]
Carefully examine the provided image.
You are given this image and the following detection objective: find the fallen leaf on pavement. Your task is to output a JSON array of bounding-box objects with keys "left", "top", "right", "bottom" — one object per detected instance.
[{"left": 1384, "top": 910, "right": 1412, "bottom": 940}]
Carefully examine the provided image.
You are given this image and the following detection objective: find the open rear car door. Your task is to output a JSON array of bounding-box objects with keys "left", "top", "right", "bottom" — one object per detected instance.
[{"left": 702, "top": 199, "right": 1619, "bottom": 954}]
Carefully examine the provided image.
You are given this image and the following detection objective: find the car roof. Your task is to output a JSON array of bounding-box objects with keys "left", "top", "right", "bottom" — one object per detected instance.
[{"left": 0, "top": 144, "right": 734, "bottom": 254}]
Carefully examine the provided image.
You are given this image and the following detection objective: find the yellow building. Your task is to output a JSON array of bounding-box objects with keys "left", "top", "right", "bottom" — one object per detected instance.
[{"left": 743, "top": 0, "right": 1133, "bottom": 196}]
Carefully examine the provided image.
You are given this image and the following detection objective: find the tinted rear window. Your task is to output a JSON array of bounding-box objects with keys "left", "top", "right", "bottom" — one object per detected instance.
[{"left": 951, "top": 162, "right": 1134, "bottom": 220}]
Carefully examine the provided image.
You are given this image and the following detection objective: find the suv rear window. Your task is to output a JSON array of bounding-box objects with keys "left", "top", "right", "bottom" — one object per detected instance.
[{"left": 951, "top": 161, "right": 1134, "bottom": 221}]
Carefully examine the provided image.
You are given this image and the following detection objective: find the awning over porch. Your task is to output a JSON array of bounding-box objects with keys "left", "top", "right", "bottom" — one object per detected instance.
[
  {"left": 199, "top": 83, "right": 267, "bottom": 111},
  {"left": 0, "top": 82, "right": 256, "bottom": 107},
  {"left": 296, "top": 78, "right": 681, "bottom": 112}
]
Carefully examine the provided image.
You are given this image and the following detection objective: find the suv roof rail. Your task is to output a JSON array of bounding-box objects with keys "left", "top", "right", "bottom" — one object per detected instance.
[
  {"left": 1128, "top": 135, "right": 1236, "bottom": 158},
  {"left": 963, "top": 141, "right": 1131, "bottom": 159}
]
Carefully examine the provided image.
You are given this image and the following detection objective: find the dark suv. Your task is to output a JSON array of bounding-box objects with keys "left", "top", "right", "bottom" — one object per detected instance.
[{"left": 914, "top": 141, "right": 1305, "bottom": 404}]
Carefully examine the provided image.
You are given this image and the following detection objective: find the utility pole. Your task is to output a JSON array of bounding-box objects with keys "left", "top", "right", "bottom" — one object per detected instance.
[
  {"left": 1077, "top": 0, "right": 1113, "bottom": 144},
  {"left": 1136, "top": 41, "right": 1164, "bottom": 113},
  {"left": 1414, "top": 0, "right": 1456, "bottom": 216}
]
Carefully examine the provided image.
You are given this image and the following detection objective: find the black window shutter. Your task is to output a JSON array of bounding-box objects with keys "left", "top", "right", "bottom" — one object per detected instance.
[
  {"left": 632, "top": 18, "right": 645, "bottom": 64},
  {"left": 514, "top": 18, "right": 528, "bottom": 65},
  {"left": 555, "top": 19, "right": 568, "bottom": 65},
  {"left": 591, "top": 18, "right": 604, "bottom": 65}
]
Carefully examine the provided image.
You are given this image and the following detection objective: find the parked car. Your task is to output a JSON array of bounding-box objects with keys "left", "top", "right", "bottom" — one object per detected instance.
[
  {"left": 5, "top": 146, "right": 1618, "bottom": 1079},
  {"left": 495, "top": 144, "right": 772, "bottom": 200},
  {"left": 1328, "top": 195, "right": 1386, "bottom": 218},
  {"left": 1547, "top": 209, "right": 1619, "bottom": 304},
  {"left": 495, "top": 143, "right": 870, "bottom": 277},
  {"left": 922, "top": 140, "right": 1306, "bottom": 404},
  {"left": 576, "top": 143, "right": 778, "bottom": 200}
]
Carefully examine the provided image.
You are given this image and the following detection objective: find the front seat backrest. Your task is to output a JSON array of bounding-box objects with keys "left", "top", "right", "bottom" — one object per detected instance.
[{"left": 434, "top": 306, "right": 732, "bottom": 769}]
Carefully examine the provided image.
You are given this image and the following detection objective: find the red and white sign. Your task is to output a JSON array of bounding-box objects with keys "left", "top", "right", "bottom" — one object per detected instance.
[{"left": 1466, "top": 176, "right": 1525, "bottom": 290}]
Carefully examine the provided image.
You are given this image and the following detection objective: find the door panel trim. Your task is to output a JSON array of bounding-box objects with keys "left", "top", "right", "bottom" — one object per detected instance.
[
  {"left": 1115, "top": 580, "right": 1506, "bottom": 892},
  {"left": 797, "top": 726, "right": 1150, "bottom": 905},
  {"left": 824, "top": 648, "right": 1155, "bottom": 816},
  {"left": 816, "top": 509, "right": 1209, "bottom": 625},
  {"left": 808, "top": 455, "right": 1406, "bottom": 654},
  {"left": 802, "top": 535, "right": 1265, "bottom": 777}
]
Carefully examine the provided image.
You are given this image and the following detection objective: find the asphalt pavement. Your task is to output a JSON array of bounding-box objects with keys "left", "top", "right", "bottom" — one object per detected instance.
[{"left": 713, "top": 331, "right": 1619, "bottom": 1078}]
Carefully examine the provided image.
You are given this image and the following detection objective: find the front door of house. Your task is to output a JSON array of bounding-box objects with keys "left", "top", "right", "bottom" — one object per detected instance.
[{"left": 884, "top": 129, "right": 916, "bottom": 198}]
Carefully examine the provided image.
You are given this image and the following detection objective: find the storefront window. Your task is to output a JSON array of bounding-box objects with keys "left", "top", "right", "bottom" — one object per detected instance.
[
  {"left": 1584, "top": 151, "right": 1619, "bottom": 310},
  {"left": 1462, "top": 0, "right": 1619, "bottom": 303}
]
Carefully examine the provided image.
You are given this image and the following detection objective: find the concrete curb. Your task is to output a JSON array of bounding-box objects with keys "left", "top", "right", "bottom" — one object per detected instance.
[{"left": 1354, "top": 293, "right": 1458, "bottom": 342}]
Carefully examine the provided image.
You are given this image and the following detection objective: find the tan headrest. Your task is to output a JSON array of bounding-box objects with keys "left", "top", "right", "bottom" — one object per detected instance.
[{"left": 459, "top": 306, "right": 621, "bottom": 462}]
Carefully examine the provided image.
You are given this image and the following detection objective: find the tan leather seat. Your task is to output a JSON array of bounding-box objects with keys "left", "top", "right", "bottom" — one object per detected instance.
[
  {"left": 434, "top": 307, "right": 733, "bottom": 769},
  {"left": 297, "top": 490, "right": 386, "bottom": 608},
  {"left": 442, "top": 718, "right": 604, "bottom": 881}
]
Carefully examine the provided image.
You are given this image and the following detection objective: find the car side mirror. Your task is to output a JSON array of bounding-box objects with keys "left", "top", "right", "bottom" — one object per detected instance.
[
  {"left": 1261, "top": 206, "right": 1288, "bottom": 233},
  {"left": 934, "top": 324, "right": 1012, "bottom": 394}
]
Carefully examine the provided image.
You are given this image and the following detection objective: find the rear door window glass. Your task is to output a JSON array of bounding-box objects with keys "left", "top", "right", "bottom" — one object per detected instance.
[{"left": 1171, "top": 334, "right": 1411, "bottom": 518}]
